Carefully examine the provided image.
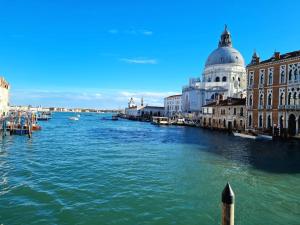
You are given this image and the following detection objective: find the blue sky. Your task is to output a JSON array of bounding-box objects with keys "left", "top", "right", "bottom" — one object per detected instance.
[{"left": 0, "top": 0, "right": 299, "bottom": 109}]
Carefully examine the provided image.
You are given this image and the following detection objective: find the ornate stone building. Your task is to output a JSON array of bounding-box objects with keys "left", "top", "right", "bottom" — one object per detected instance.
[
  {"left": 246, "top": 50, "right": 300, "bottom": 137},
  {"left": 182, "top": 26, "right": 246, "bottom": 114}
]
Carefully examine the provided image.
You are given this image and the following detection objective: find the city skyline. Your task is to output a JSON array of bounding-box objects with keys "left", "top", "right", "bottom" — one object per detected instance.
[{"left": 1, "top": 0, "right": 300, "bottom": 108}]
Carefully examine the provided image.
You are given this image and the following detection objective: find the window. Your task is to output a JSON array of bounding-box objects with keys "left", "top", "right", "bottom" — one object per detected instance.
[
  {"left": 268, "top": 93, "right": 272, "bottom": 106},
  {"left": 280, "top": 65, "right": 286, "bottom": 84},
  {"left": 222, "top": 76, "right": 227, "bottom": 82},
  {"left": 268, "top": 68, "right": 273, "bottom": 85},
  {"left": 288, "top": 92, "right": 292, "bottom": 105},
  {"left": 233, "top": 108, "right": 236, "bottom": 115},
  {"left": 280, "top": 92, "right": 284, "bottom": 105},
  {"left": 248, "top": 115, "right": 252, "bottom": 127},
  {"left": 267, "top": 115, "right": 272, "bottom": 128},
  {"left": 259, "top": 115, "right": 263, "bottom": 128},
  {"left": 259, "top": 69, "right": 265, "bottom": 85},
  {"left": 259, "top": 94, "right": 263, "bottom": 106},
  {"left": 249, "top": 95, "right": 253, "bottom": 106},
  {"left": 293, "top": 92, "right": 297, "bottom": 105},
  {"left": 240, "top": 107, "right": 244, "bottom": 116},
  {"left": 215, "top": 77, "right": 220, "bottom": 82}
]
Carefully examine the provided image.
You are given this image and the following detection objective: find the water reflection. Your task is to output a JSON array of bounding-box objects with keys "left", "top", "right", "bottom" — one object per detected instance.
[{"left": 180, "top": 127, "right": 300, "bottom": 174}]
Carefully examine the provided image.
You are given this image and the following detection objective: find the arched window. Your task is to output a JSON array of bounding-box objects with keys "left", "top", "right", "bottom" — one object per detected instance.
[
  {"left": 269, "top": 73, "right": 273, "bottom": 85},
  {"left": 248, "top": 115, "right": 252, "bottom": 127},
  {"left": 259, "top": 115, "right": 263, "bottom": 128},
  {"left": 240, "top": 107, "right": 244, "bottom": 116},
  {"left": 249, "top": 76, "right": 253, "bottom": 85},
  {"left": 208, "top": 78, "right": 211, "bottom": 82},
  {"left": 222, "top": 76, "right": 227, "bottom": 82},
  {"left": 280, "top": 93, "right": 284, "bottom": 105},
  {"left": 215, "top": 77, "right": 220, "bottom": 82},
  {"left": 223, "top": 119, "right": 226, "bottom": 128},
  {"left": 281, "top": 71, "right": 285, "bottom": 83},
  {"left": 293, "top": 92, "right": 297, "bottom": 105},
  {"left": 249, "top": 95, "right": 253, "bottom": 106},
  {"left": 267, "top": 115, "right": 271, "bottom": 128},
  {"left": 288, "top": 92, "right": 292, "bottom": 105},
  {"left": 289, "top": 70, "right": 292, "bottom": 81},
  {"left": 268, "top": 94, "right": 272, "bottom": 106},
  {"left": 294, "top": 69, "right": 298, "bottom": 81},
  {"left": 259, "top": 94, "right": 263, "bottom": 106},
  {"left": 260, "top": 74, "right": 264, "bottom": 84}
]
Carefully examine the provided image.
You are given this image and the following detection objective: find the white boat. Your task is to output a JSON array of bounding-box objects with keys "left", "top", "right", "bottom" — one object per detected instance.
[
  {"left": 233, "top": 132, "right": 257, "bottom": 139},
  {"left": 152, "top": 116, "right": 169, "bottom": 125},
  {"left": 69, "top": 116, "right": 79, "bottom": 121},
  {"left": 76, "top": 114, "right": 80, "bottom": 118},
  {"left": 257, "top": 134, "right": 273, "bottom": 140}
]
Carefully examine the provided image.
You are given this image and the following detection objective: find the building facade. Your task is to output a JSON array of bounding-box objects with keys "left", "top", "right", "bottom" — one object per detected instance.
[
  {"left": 182, "top": 26, "right": 246, "bottom": 114},
  {"left": 164, "top": 94, "right": 182, "bottom": 117},
  {"left": 0, "top": 77, "right": 10, "bottom": 116},
  {"left": 246, "top": 50, "right": 300, "bottom": 137},
  {"left": 200, "top": 97, "right": 246, "bottom": 131}
]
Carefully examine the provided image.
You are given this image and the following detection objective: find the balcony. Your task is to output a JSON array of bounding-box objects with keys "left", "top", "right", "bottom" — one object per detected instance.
[
  {"left": 258, "top": 105, "right": 264, "bottom": 110},
  {"left": 247, "top": 84, "right": 254, "bottom": 89},
  {"left": 266, "top": 105, "right": 272, "bottom": 110},
  {"left": 258, "top": 84, "right": 264, "bottom": 89},
  {"left": 286, "top": 105, "right": 296, "bottom": 110},
  {"left": 247, "top": 106, "right": 253, "bottom": 110},
  {"left": 278, "top": 105, "right": 285, "bottom": 110}
]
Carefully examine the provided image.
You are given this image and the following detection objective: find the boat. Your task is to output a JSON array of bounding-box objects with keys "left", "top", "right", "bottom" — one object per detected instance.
[
  {"left": 37, "top": 112, "right": 51, "bottom": 121},
  {"left": 233, "top": 132, "right": 257, "bottom": 139},
  {"left": 69, "top": 116, "right": 79, "bottom": 121},
  {"left": 152, "top": 116, "right": 170, "bottom": 125},
  {"left": 112, "top": 115, "right": 118, "bottom": 120},
  {"left": 257, "top": 134, "right": 273, "bottom": 141}
]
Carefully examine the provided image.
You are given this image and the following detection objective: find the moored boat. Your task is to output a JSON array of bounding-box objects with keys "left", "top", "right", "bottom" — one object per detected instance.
[
  {"left": 152, "top": 116, "right": 170, "bottom": 125},
  {"left": 233, "top": 132, "right": 257, "bottom": 139}
]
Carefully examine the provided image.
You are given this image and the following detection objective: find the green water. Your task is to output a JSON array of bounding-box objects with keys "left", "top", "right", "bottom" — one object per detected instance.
[{"left": 0, "top": 113, "right": 299, "bottom": 225}]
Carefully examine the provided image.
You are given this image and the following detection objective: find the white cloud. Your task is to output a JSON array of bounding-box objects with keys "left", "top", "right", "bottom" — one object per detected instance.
[
  {"left": 120, "top": 58, "right": 158, "bottom": 65},
  {"left": 10, "top": 89, "right": 178, "bottom": 108},
  {"left": 109, "top": 29, "right": 153, "bottom": 36},
  {"left": 108, "top": 29, "right": 119, "bottom": 34},
  {"left": 141, "top": 30, "right": 153, "bottom": 36}
]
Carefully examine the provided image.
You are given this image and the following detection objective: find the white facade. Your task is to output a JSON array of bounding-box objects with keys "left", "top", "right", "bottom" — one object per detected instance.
[
  {"left": 0, "top": 77, "right": 10, "bottom": 116},
  {"left": 164, "top": 94, "right": 182, "bottom": 117},
  {"left": 182, "top": 26, "right": 246, "bottom": 113}
]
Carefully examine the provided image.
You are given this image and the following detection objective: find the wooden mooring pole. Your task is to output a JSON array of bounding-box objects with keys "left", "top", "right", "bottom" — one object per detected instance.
[{"left": 221, "top": 182, "right": 235, "bottom": 225}]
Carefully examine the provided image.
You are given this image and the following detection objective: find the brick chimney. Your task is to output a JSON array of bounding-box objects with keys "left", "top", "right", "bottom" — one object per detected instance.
[{"left": 274, "top": 51, "right": 280, "bottom": 60}]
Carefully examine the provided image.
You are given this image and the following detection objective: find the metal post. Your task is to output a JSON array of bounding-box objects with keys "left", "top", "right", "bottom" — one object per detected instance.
[{"left": 221, "top": 182, "right": 235, "bottom": 225}]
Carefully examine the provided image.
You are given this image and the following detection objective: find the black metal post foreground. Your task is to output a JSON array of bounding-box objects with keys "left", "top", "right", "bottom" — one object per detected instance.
[{"left": 221, "top": 182, "right": 235, "bottom": 225}]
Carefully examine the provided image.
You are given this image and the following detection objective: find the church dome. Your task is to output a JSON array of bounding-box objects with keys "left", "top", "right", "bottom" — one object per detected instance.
[{"left": 205, "top": 25, "right": 245, "bottom": 67}]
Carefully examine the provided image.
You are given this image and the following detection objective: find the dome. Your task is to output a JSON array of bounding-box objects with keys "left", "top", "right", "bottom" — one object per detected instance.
[
  {"left": 204, "top": 25, "right": 245, "bottom": 67},
  {"left": 205, "top": 47, "right": 245, "bottom": 67}
]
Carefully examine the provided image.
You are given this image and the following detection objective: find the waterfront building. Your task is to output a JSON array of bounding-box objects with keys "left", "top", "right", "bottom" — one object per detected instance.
[
  {"left": 182, "top": 25, "right": 246, "bottom": 114},
  {"left": 125, "top": 97, "right": 164, "bottom": 119},
  {"left": 200, "top": 97, "right": 246, "bottom": 131},
  {"left": 0, "top": 77, "right": 10, "bottom": 116},
  {"left": 246, "top": 50, "right": 300, "bottom": 137},
  {"left": 164, "top": 94, "right": 182, "bottom": 117}
]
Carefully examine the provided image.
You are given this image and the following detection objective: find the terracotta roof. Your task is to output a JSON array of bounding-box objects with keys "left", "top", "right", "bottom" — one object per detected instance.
[
  {"left": 248, "top": 50, "right": 300, "bottom": 66},
  {"left": 202, "top": 97, "right": 246, "bottom": 107}
]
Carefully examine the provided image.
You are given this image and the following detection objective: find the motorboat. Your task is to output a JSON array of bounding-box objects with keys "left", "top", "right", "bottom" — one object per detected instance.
[
  {"left": 152, "top": 117, "right": 170, "bottom": 125},
  {"left": 233, "top": 132, "right": 257, "bottom": 139},
  {"left": 69, "top": 116, "right": 79, "bottom": 121}
]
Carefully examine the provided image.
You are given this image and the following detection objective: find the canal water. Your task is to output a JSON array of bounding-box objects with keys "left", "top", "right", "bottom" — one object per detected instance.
[{"left": 0, "top": 113, "right": 299, "bottom": 225}]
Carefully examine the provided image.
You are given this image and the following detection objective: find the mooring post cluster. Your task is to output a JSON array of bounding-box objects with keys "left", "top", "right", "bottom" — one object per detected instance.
[{"left": 221, "top": 182, "right": 235, "bottom": 225}]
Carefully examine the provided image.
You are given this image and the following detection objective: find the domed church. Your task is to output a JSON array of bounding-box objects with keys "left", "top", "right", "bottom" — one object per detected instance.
[{"left": 182, "top": 25, "right": 246, "bottom": 113}]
